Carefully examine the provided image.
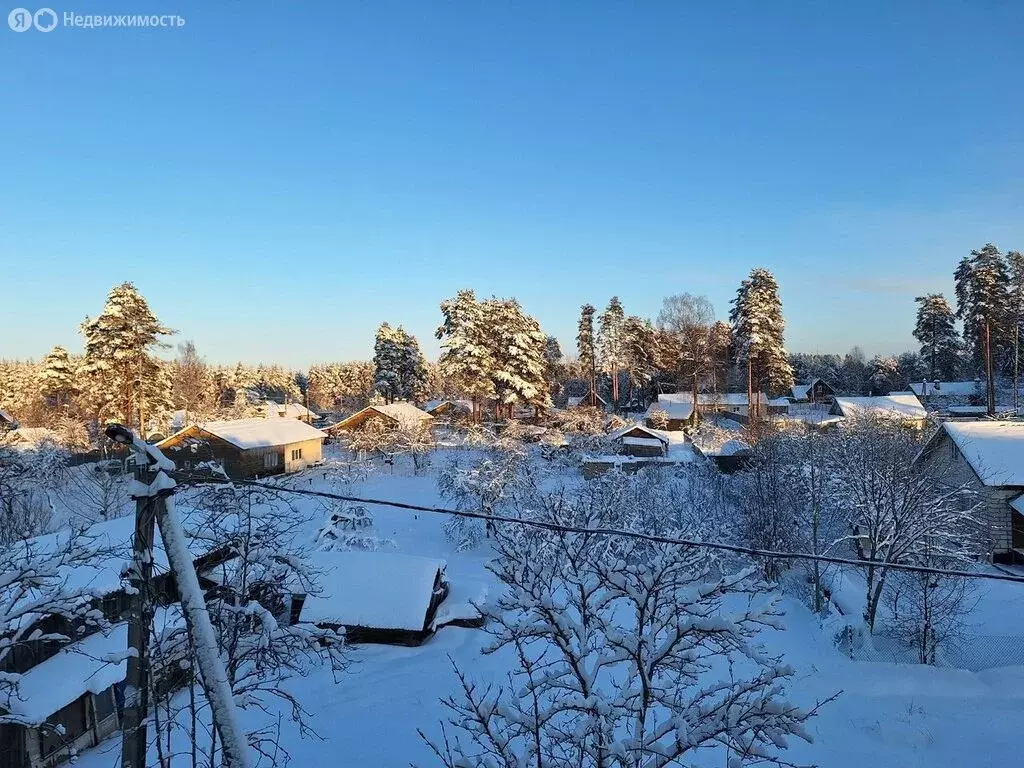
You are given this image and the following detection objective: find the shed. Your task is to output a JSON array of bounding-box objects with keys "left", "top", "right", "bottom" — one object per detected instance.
[
  {"left": 157, "top": 418, "right": 326, "bottom": 478},
  {"left": 325, "top": 403, "right": 432, "bottom": 434},
  {"left": 609, "top": 424, "right": 669, "bottom": 457},
  {"left": 915, "top": 421, "right": 1024, "bottom": 562},
  {"left": 296, "top": 551, "right": 449, "bottom": 645}
]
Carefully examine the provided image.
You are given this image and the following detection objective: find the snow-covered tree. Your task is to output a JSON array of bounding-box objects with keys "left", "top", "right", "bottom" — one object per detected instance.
[
  {"left": 422, "top": 492, "right": 828, "bottom": 768},
  {"left": 913, "top": 293, "right": 961, "bottom": 384},
  {"left": 596, "top": 297, "right": 627, "bottom": 407},
  {"left": 78, "top": 282, "right": 173, "bottom": 431},
  {"left": 36, "top": 346, "right": 77, "bottom": 408},
  {"left": 868, "top": 355, "right": 900, "bottom": 395},
  {"left": 373, "top": 322, "right": 405, "bottom": 403},
  {"left": 437, "top": 290, "right": 496, "bottom": 420},
  {"left": 171, "top": 340, "right": 210, "bottom": 422},
  {"left": 482, "top": 298, "right": 551, "bottom": 417},
  {"left": 1006, "top": 250, "right": 1024, "bottom": 411},
  {"left": 657, "top": 294, "right": 721, "bottom": 422},
  {"left": 955, "top": 244, "right": 1010, "bottom": 414},
  {"left": 730, "top": 269, "right": 794, "bottom": 414},
  {"left": 307, "top": 361, "right": 374, "bottom": 412},
  {"left": 620, "top": 316, "right": 657, "bottom": 408},
  {"left": 576, "top": 304, "right": 598, "bottom": 406}
]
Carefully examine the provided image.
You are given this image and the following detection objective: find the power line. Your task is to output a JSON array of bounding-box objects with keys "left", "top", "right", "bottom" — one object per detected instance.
[{"left": 176, "top": 473, "right": 1024, "bottom": 586}]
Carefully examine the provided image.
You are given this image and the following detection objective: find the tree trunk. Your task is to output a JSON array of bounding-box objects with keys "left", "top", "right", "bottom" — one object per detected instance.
[
  {"left": 746, "top": 358, "right": 753, "bottom": 423},
  {"left": 985, "top": 321, "right": 995, "bottom": 417}
]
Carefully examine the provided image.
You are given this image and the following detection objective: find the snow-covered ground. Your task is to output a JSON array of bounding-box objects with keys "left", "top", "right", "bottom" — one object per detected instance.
[{"left": 69, "top": 448, "right": 1024, "bottom": 768}]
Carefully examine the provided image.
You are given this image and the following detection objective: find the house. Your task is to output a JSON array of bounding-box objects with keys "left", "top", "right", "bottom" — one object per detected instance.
[
  {"left": 567, "top": 391, "right": 608, "bottom": 409},
  {"left": 325, "top": 402, "right": 432, "bottom": 434},
  {"left": 294, "top": 550, "right": 449, "bottom": 645},
  {"left": 829, "top": 395, "right": 929, "bottom": 427},
  {"left": 644, "top": 399, "right": 693, "bottom": 431},
  {"left": 609, "top": 424, "right": 669, "bottom": 457},
  {"left": 422, "top": 399, "right": 472, "bottom": 418},
  {"left": 0, "top": 409, "right": 18, "bottom": 433},
  {"left": 263, "top": 401, "right": 320, "bottom": 421},
  {"left": 910, "top": 381, "right": 983, "bottom": 407},
  {"left": 790, "top": 378, "right": 836, "bottom": 404},
  {"left": 643, "top": 392, "right": 770, "bottom": 429},
  {"left": 915, "top": 421, "right": 1024, "bottom": 563},
  {"left": 157, "top": 418, "right": 326, "bottom": 478},
  {"left": 0, "top": 515, "right": 234, "bottom": 768}
]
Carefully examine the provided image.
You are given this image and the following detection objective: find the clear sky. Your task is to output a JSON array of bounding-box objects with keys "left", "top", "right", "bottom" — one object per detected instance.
[{"left": 2, "top": 0, "right": 1022, "bottom": 368}]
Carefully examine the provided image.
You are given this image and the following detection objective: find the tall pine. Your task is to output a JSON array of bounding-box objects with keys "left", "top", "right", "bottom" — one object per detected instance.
[
  {"left": 79, "top": 282, "right": 172, "bottom": 432},
  {"left": 729, "top": 268, "right": 794, "bottom": 416},
  {"left": 576, "top": 304, "right": 598, "bottom": 407},
  {"left": 437, "top": 290, "right": 495, "bottom": 420},
  {"left": 955, "top": 243, "right": 1010, "bottom": 415},
  {"left": 912, "top": 294, "right": 961, "bottom": 384},
  {"left": 37, "top": 346, "right": 78, "bottom": 407},
  {"left": 597, "top": 297, "right": 627, "bottom": 408}
]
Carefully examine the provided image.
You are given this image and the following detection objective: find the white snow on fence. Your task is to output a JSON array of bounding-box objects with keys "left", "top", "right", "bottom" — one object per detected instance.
[{"left": 300, "top": 550, "right": 446, "bottom": 631}]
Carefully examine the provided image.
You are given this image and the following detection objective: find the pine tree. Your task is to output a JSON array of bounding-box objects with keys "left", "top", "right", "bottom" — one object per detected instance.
[
  {"left": 620, "top": 316, "right": 657, "bottom": 408},
  {"left": 78, "top": 282, "right": 172, "bottom": 431},
  {"left": 395, "top": 327, "right": 429, "bottom": 403},
  {"left": 729, "top": 268, "right": 794, "bottom": 416},
  {"left": 576, "top": 304, "right": 597, "bottom": 407},
  {"left": 1007, "top": 250, "right": 1024, "bottom": 412},
  {"left": 543, "top": 336, "right": 564, "bottom": 400},
  {"left": 373, "top": 322, "right": 405, "bottom": 403},
  {"left": 37, "top": 346, "right": 77, "bottom": 407},
  {"left": 437, "top": 290, "right": 495, "bottom": 420},
  {"left": 955, "top": 244, "right": 1010, "bottom": 415},
  {"left": 481, "top": 298, "right": 551, "bottom": 416},
  {"left": 913, "top": 294, "right": 961, "bottom": 384},
  {"left": 597, "top": 297, "right": 627, "bottom": 408}
]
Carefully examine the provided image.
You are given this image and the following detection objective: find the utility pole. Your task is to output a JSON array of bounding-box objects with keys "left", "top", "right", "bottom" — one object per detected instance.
[
  {"left": 107, "top": 425, "right": 249, "bottom": 768},
  {"left": 121, "top": 455, "right": 158, "bottom": 768}
]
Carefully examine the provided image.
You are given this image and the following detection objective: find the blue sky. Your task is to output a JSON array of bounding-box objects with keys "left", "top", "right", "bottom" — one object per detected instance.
[{"left": 2, "top": 1, "right": 1022, "bottom": 367}]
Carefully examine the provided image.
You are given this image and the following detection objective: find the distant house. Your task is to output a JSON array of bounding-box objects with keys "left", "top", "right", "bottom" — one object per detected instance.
[
  {"left": 643, "top": 392, "right": 770, "bottom": 429},
  {"left": 609, "top": 424, "right": 669, "bottom": 457},
  {"left": 294, "top": 551, "right": 449, "bottom": 645},
  {"left": 790, "top": 378, "right": 836, "bottom": 404},
  {"left": 263, "top": 401, "right": 320, "bottom": 421},
  {"left": 829, "top": 395, "right": 929, "bottom": 427},
  {"left": 915, "top": 421, "right": 1024, "bottom": 563},
  {"left": 0, "top": 409, "right": 19, "bottom": 433},
  {"left": 157, "top": 418, "right": 326, "bottom": 478},
  {"left": 325, "top": 402, "right": 432, "bottom": 434},
  {"left": 567, "top": 391, "right": 608, "bottom": 409},
  {"left": 423, "top": 399, "right": 472, "bottom": 418},
  {"left": 0, "top": 515, "right": 234, "bottom": 768},
  {"left": 644, "top": 399, "right": 693, "bottom": 431},
  {"left": 911, "top": 381, "right": 983, "bottom": 407}
]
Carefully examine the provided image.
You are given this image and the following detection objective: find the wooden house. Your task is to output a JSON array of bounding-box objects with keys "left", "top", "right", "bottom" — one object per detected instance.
[
  {"left": 609, "top": 424, "right": 669, "bottom": 457},
  {"left": 914, "top": 421, "right": 1024, "bottom": 563},
  {"left": 790, "top": 379, "right": 836, "bottom": 404},
  {"left": 910, "top": 381, "right": 983, "bottom": 408},
  {"left": 0, "top": 515, "right": 236, "bottom": 768},
  {"left": 294, "top": 551, "right": 449, "bottom": 646},
  {"left": 567, "top": 392, "right": 609, "bottom": 409},
  {"left": 422, "top": 399, "right": 472, "bottom": 418},
  {"left": 325, "top": 402, "right": 432, "bottom": 435},
  {"left": 157, "top": 418, "right": 326, "bottom": 479}
]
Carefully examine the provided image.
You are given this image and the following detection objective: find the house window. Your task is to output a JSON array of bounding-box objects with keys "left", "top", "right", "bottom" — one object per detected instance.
[
  {"left": 263, "top": 453, "right": 279, "bottom": 469},
  {"left": 39, "top": 697, "right": 89, "bottom": 758},
  {"left": 290, "top": 448, "right": 303, "bottom": 461},
  {"left": 92, "top": 688, "right": 116, "bottom": 724}
]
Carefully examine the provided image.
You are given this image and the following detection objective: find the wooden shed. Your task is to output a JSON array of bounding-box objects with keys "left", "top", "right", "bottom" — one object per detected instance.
[
  {"left": 157, "top": 418, "right": 326, "bottom": 479},
  {"left": 294, "top": 551, "right": 449, "bottom": 646},
  {"left": 609, "top": 424, "right": 669, "bottom": 457},
  {"left": 324, "top": 402, "right": 433, "bottom": 435}
]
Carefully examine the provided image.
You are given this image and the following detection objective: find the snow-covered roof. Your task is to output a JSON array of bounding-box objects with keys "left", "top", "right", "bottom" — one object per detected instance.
[
  {"left": 423, "top": 399, "right": 471, "bottom": 414},
  {"left": 264, "top": 402, "right": 320, "bottom": 420},
  {"left": 299, "top": 550, "right": 446, "bottom": 631},
  {"left": 161, "top": 418, "right": 326, "bottom": 450},
  {"left": 609, "top": 423, "right": 669, "bottom": 445},
  {"left": 911, "top": 381, "right": 981, "bottom": 397},
  {"left": 940, "top": 421, "right": 1024, "bottom": 487},
  {"left": 658, "top": 392, "right": 767, "bottom": 407},
  {"left": 329, "top": 402, "right": 433, "bottom": 431},
  {"left": 567, "top": 392, "right": 607, "bottom": 407},
  {"left": 832, "top": 395, "right": 928, "bottom": 421},
  {"left": 645, "top": 400, "right": 693, "bottom": 421}
]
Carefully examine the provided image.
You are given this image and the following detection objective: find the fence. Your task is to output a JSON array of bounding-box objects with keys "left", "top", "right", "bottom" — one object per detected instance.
[{"left": 843, "top": 628, "right": 1024, "bottom": 672}]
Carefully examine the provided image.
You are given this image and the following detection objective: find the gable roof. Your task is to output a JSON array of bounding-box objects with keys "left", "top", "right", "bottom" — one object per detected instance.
[
  {"left": 790, "top": 378, "right": 833, "bottom": 400},
  {"left": 608, "top": 423, "right": 670, "bottom": 445},
  {"left": 264, "top": 402, "right": 320, "bottom": 420},
  {"left": 328, "top": 402, "right": 432, "bottom": 431},
  {"left": 831, "top": 395, "right": 928, "bottom": 421},
  {"left": 299, "top": 550, "right": 446, "bottom": 631},
  {"left": 567, "top": 392, "right": 608, "bottom": 407},
  {"left": 160, "top": 418, "right": 326, "bottom": 450},
  {"left": 423, "top": 399, "right": 472, "bottom": 414},
  {"left": 938, "top": 421, "right": 1024, "bottom": 487},
  {"left": 911, "top": 381, "right": 981, "bottom": 397}
]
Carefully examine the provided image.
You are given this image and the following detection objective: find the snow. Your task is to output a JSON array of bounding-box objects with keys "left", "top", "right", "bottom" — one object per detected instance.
[
  {"left": 608, "top": 423, "right": 668, "bottom": 445},
  {"left": 4, "top": 427, "right": 57, "bottom": 447},
  {"left": 658, "top": 392, "right": 768, "bottom": 406},
  {"left": 299, "top": 550, "right": 446, "bottom": 631},
  {"left": 264, "top": 401, "right": 320, "bottom": 419},
  {"left": 832, "top": 395, "right": 928, "bottom": 421},
  {"left": 911, "top": 381, "right": 982, "bottom": 397},
  {"left": 645, "top": 399, "right": 693, "bottom": 421},
  {"left": 430, "top": 577, "right": 488, "bottom": 631},
  {"left": 940, "top": 421, "right": 1024, "bottom": 486},
  {"left": 423, "top": 399, "right": 471, "bottom": 414},
  {"left": 161, "top": 418, "right": 326, "bottom": 450}
]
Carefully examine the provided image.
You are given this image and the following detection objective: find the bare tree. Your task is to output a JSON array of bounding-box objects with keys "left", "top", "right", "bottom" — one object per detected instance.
[{"left": 657, "top": 294, "right": 719, "bottom": 423}]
